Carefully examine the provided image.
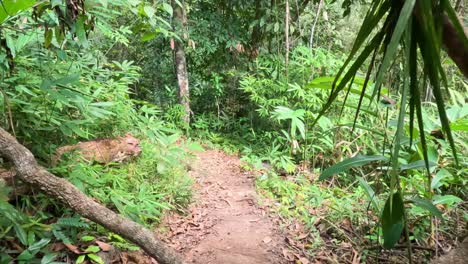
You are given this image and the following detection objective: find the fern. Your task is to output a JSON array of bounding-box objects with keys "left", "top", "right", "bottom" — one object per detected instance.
[
  {"left": 52, "top": 229, "right": 71, "bottom": 244},
  {"left": 55, "top": 217, "right": 89, "bottom": 228}
]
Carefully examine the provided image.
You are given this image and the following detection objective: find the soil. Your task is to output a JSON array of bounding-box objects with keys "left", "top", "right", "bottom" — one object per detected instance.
[{"left": 160, "top": 149, "right": 289, "bottom": 263}]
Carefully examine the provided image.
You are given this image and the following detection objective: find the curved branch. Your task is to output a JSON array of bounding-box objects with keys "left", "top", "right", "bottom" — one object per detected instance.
[{"left": 0, "top": 127, "right": 185, "bottom": 264}]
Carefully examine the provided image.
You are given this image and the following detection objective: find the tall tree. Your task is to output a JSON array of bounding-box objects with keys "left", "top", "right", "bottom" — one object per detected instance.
[
  {"left": 172, "top": 0, "right": 191, "bottom": 124},
  {"left": 285, "top": 0, "right": 290, "bottom": 77}
]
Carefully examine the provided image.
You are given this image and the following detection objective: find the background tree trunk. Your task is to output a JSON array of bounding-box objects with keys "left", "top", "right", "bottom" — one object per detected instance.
[
  {"left": 285, "top": 0, "right": 290, "bottom": 77},
  {"left": 172, "top": 0, "right": 191, "bottom": 124},
  {"left": 0, "top": 128, "right": 185, "bottom": 264}
]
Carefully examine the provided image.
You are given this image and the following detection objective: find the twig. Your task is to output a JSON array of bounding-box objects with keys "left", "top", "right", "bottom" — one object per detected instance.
[
  {"left": 0, "top": 87, "right": 16, "bottom": 137},
  {"left": 221, "top": 198, "right": 232, "bottom": 207},
  {"left": 367, "top": 245, "right": 435, "bottom": 252}
]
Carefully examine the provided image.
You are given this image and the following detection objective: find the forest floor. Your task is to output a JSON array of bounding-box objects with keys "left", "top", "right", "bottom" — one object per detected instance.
[{"left": 159, "top": 149, "right": 289, "bottom": 263}]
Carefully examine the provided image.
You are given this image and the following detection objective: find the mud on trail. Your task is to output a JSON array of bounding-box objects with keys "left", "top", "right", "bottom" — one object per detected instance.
[{"left": 160, "top": 149, "right": 288, "bottom": 263}]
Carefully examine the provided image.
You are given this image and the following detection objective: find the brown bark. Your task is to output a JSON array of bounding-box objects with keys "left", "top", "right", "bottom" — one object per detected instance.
[
  {"left": 409, "top": 0, "right": 468, "bottom": 77},
  {"left": 0, "top": 127, "right": 185, "bottom": 264},
  {"left": 285, "top": 0, "right": 290, "bottom": 77},
  {"left": 172, "top": 0, "right": 191, "bottom": 124},
  {"left": 441, "top": 14, "right": 468, "bottom": 78}
]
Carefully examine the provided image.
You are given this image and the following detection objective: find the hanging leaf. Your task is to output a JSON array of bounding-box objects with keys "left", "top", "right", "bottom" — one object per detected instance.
[
  {"left": 44, "top": 28, "right": 53, "bottom": 48},
  {"left": 381, "top": 192, "right": 405, "bottom": 249},
  {"left": 75, "top": 15, "right": 89, "bottom": 48},
  {"left": 371, "top": 0, "right": 416, "bottom": 101}
]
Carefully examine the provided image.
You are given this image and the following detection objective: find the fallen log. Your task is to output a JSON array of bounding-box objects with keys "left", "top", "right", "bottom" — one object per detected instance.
[{"left": 0, "top": 127, "right": 185, "bottom": 264}]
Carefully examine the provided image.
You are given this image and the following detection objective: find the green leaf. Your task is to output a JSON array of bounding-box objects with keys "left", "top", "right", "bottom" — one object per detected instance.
[
  {"left": 431, "top": 169, "right": 452, "bottom": 190},
  {"left": 433, "top": 195, "right": 462, "bottom": 207},
  {"left": 5, "top": 35, "right": 15, "bottom": 58},
  {"left": 357, "top": 177, "right": 380, "bottom": 211},
  {"left": 416, "top": 0, "right": 458, "bottom": 165},
  {"left": 17, "top": 250, "right": 34, "bottom": 261},
  {"left": 408, "top": 197, "right": 443, "bottom": 219},
  {"left": 84, "top": 245, "right": 101, "bottom": 253},
  {"left": 44, "top": 29, "right": 53, "bottom": 48},
  {"left": 371, "top": 0, "right": 416, "bottom": 101},
  {"left": 381, "top": 192, "right": 405, "bottom": 249},
  {"left": 75, "top": 15, "right": 89, "bottom": 48},
  {"left": 319, "top": 155, "right": 388, "bottom": 181},
  {"left": 162, "top": 3, "right": 173, "bottom": 15},
  {"left": 14, "top": 224, "right": 28, "bottom": 245},
  {"left": 17, "top": 238, "right": 50, "bottom": 260},
  {"left": 80, "top": 235, "right": 95, "bottom": 242},
  {"left": 333, "top": 0, "right": 390, "bottom": 93},
  {"left": 76, "top": 255, "right": 86, "bottom": 264},
  {"left": 273, "top": 22, "right": 279, "bottom": 33},
  {"left": 450, "top": 118, "right": 468, "bottom": 131},
  {"left": 144, "top": 5, "right": 156, "bottom": 19},
  {"left": 87, "top": 254, "right": 104, "bottom": 264},
  {"left": 56, "top": 73, "right": 80, "bottom": 86},
  {"left": 312, "top": 31, "right": 385, "bottom": 127},
  {"left": 28, "top": 238, "right": 51, "bottom": 251},
  {"left": 0, "top": 0, "right": 36, "bottom": 24},
  {"left": 400, "top": 160, "right": 437, "bottom": 171},
  {"left": 40, "top": 253, "right": 57, "bottom": 264},
  {"left": 141, "top": 32, "right": 157, "bottom": 42}
]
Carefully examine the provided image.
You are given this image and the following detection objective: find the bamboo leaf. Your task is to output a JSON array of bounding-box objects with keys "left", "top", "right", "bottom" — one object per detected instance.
[
  {"left": 371, "top": 0, "right": 416, "bottom": 101},
  {"left": 400, "top": 160, "right": 437, "bottom": 171},
  {"left": 312, "top": 31, "right": 385, "bottom": 127},
  {"left": 332, "top": 0, "right": 391, "bottom": 93},
  {"left": 408, "top": 197, "right": 443, "bottom": 219},
  {"left": 319, "top": 155, "right": 388, "bottom": 181},
  {"left": 357, "top": 177, "right": 380, "bottom": 211}
]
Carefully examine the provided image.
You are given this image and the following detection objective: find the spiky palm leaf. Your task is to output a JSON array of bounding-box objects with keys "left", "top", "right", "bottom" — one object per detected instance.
[{"left": 314, "top": 0, "right": 467, "bottom": 251}]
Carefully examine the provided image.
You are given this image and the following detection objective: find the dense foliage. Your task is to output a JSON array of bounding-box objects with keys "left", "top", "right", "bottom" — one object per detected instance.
[{"left": 0, "top": 0, "right": 466, "bottom": 263}]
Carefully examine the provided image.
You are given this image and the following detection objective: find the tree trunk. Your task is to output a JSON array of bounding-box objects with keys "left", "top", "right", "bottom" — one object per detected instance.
[
  {"left": 309, "top": 0, "right": 323, "bottom": 50},
  {"left": 285, "top": 0, "right": 290, "bottom": 77},
  {"left": 409, "top": 0, "right": 468, "bottom": 77},
  {"left": 172, "top": 0, "right": 190, "bottom": 124},
  {"left": 249, "top": 0, "right": 263, "bottom": 59},
  {"left": 441, "top": 14, "right": 468, "bottom": 78},
  {"left": 0, "top": 127, "right": 185, "bottom": 264}
]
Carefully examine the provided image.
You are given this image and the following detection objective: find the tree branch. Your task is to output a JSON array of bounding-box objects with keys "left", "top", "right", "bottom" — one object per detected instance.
[{"left": 0, "top": 127, "right": 185, "bottom": 264}]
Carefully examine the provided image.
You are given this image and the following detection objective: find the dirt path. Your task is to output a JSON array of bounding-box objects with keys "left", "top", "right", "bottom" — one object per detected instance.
[{"left": 161, "top": 149, "right": 287, "bottom": 263}]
